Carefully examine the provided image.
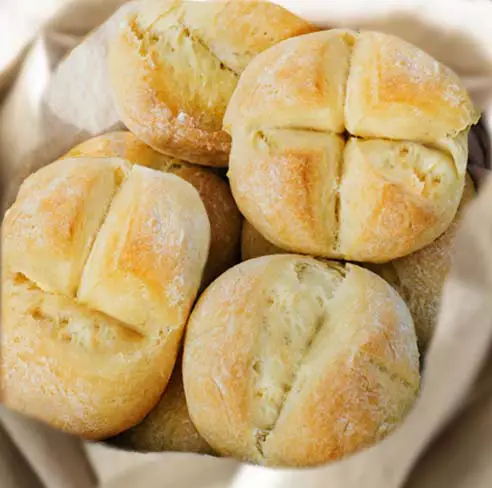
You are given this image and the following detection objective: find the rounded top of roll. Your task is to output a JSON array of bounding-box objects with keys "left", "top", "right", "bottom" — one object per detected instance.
[
  {"left": 108, "top": 0, "right": 315, "bottom": 166},
  {"left": 1, "top": 157, "right": 210, "bottom": 438},
  {"left": 225, "top": 29, "right": 479, "bottom": 262},
  {"left": 3, "top": 157, "right": 210, "bottom": 329},
  {"left": 183, "top": 255, "right": 420, "bottom": 467},
  {"left": 225, "top": 29, "right": 479, "bottom": 143}
]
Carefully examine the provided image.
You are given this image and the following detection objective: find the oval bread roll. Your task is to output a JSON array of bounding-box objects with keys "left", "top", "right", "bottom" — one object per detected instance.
[
  {"left": 370, "top": 173, "right": 477, "bottom": 350},
  {"left": 112, "top": 362, "right": 214, "bottom": 454},
  {"left": 108, "top": 0, "right": 315, "bottom": 166},
  {"left": 1, "top": 158, "right": 210, "bottom": 439},
  {"left": 183, "top": 255, "right": 420, "bottom": 467},
  {"left": 225, "top": 29, "right": 480, "bottom": 262},
  {"left": 64, "top": 131, "right": 242, "bottom": 286}
]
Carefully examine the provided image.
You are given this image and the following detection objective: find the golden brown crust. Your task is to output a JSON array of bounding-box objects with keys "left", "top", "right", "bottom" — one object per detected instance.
[
  {"left": 224, "top": 30, "right": 356, "bottom": 135},
  {"left": 64, "top": 131, "right": 178, "bottom": 169},
  {"left": 225, "top": 29, "right": 479, "bottom": 262},
  {"left": 230, "top": 129, "right": 344, "bottom": 256},
  {"left": 112, "top": 363, "right": 214, "bottom": 454},
  {"left": 231, "top": 130, "right": 343, "bottom": 255},
  {"left": 371, "top": 173, "right": 477, "bottom": 350},
  {"left": 108, "top": 0, "right": 315, "bottom": 166},
  {"left": 1, "top": 158, "right": 210, "bottom": 439},
  {"left": 168, "top": 164, "right": 241, "bottom": 286},
  {"left": 345, "top": 32, "right": 479, "bottom": 141},
  {"left": 183, "top": 256, "right": 420, "bottom": 467},
  {"left": 64, "top": 132, "right": 242, "bottom": 286},
  {"left": 241, "top": 220, "right": 284, "bottom": 261},
  {"left": 337, "top": 138, "right": 464, "bottom": 262}
]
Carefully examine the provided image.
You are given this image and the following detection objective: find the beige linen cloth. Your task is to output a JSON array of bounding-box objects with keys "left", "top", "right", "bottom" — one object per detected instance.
[{"left": 1, "top": 1, "right": 492, "bottom": 487}]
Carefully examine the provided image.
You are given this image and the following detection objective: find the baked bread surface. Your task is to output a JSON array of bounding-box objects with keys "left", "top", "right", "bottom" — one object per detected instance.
[
  {"left": 183, "top": 255, "right": 420, "bottom": 467},
  {"left": 64, "top": 131, "right": 242, "bottom": 286},
  {"left": 225, "top": 29, "right": 479, "bottom": 262},
  {"left": 112, "top": 362, "right": 214, "bottom": 454},
  {"left": 241, "top": 219, "right": 284, "bottom": 261},
  {"left": 108, "top": 0, "right": 315, "bottom": 166},
  {"left": 1, "top": 157, "right": 210, "bottom": 439}
]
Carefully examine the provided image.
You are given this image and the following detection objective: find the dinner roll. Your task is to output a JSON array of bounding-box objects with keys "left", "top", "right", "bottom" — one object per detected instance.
[
  {"left": 225, "top": 29, "right": 480, "bottom": 262},
  {"left": 241, "top": 220, "right": 283, "bottom": 261},
  {"left": 183, "top": 255, "right": 420, "bottom": 467},
  {"left": 112, "top": 362, "right": 214, "bottom": 454},
  {"left": 1, "top": 158, "right": 210, "bottom": 439},
  {"left": 370, "top": 173, "right": 477, "bottom": 350},
  {"left": 63, "top": 131, "right": 242, "bottom": 286},
  {"left": 108, "top": 0, "right": 315, "bottom": 166}
]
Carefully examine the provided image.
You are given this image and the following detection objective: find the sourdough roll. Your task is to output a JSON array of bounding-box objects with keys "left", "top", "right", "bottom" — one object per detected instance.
[
  {"left": 112, "top": 362, "right": 214, "bottom": 454},
  {"left": 1, "top": 158, "right": 210, "bottom": 439},
  {"left": 225, "top": 29, "right": 480, "bottom": 262},
  {"left": 108, "top": 0, "right": 315, "bottom": 166},
  {"left": 370, "top": 173, "right": 477, "bottom": 350},
  {"left": 183, "top": 255, "right": 420, "bottom": 467},
  {"left": 64, "top": 131, "right": 242, "bottom": 285}
]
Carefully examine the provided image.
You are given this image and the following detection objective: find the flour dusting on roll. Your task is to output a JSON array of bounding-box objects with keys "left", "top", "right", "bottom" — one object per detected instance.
[
  {"left": 1, "top": 158, "right": 210, "bottom": 439},
  {"left": 183, "top": 255, "right": 420, "bottom": 467},
  {"left": 108, "top": 0, "right": 315, "bottom": 166},
  {"left": 63, "top": 131, "right": 242, "bottom": 286},
  {"left": 225, "top": 29, "right": 479, "bottom": 262}
]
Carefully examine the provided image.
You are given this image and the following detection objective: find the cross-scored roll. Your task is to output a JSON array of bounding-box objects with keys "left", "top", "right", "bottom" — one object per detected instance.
[
  {"left": 1, "top": 158, "right": 210, "bottom": 439},
  {"left": 183, "top": 255, "right": 420, "bottom": 467},
  {"left": 224, "top": 29, "right": 480, "bottom": 262},
  {"left": 63, "top": 131, "right": 242, "bottom": 286},
  {"left": 108, "top": 0, "right": 315, "bottom": 166}
]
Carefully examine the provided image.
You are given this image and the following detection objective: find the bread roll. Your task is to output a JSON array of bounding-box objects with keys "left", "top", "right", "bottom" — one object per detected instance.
[
  {"left": 63, "top": 131, "right": 242, "bottom": 286},
  {"left": 1, "top": 158, "right": 210, "bottom": 439},
  {"left": 108, "top": 0, "right": 315, "bottom": 166},
  {"left": 225, "top": 29, "right": 479, "bottom": 262},
  {"left": 183, "top": 255, "right": 420, "bottom": 467},
  {"left": 241, "top": 220, "right": 283, "bottom": 261},
  {"left": 112, "top": 362, "right": 214, "bottom": 454},
  {"left": 370, "top": 173, "right": 477, "bottom": 350}
]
